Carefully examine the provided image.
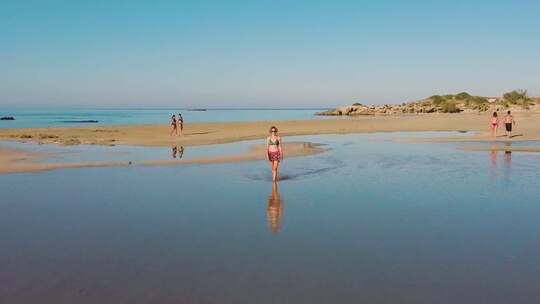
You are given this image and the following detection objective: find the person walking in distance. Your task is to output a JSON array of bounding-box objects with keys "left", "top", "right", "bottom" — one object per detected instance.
[
  {"left": 490, "top": 112, "right": 499, "bottom": 138},
  {"left": 504, "top": 110, "right": 516, "bottom": 138},
  {"left": 177, "top": 113, "right": 184, "bottom": 135},
  {"left": 170, "top": 115, "right": 178, "bottom": 136}
]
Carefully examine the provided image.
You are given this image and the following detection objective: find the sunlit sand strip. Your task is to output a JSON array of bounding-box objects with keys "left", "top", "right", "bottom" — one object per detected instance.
[
  {"left": 0, "top": 142, "right": 325, "bottom": 174},
  {"left": 2, "top": 113, "right": 540, "bottom": 148}
]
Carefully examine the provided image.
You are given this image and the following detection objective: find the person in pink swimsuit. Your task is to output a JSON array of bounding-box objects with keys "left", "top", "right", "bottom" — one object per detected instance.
[
  {"left": 266, "top": 126, "right": 283, "bottom": 182},
  {"left": 490, "top": 112, "right": 499, "bottom": 138}
]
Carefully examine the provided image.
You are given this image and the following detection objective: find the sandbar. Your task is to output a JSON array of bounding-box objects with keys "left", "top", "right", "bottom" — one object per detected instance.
[
  {"left": 0, "top": 142, "right": 324, "bottom": 174},
  {"left": 2, "top": 113, "right": 540, "bottom": 147}
]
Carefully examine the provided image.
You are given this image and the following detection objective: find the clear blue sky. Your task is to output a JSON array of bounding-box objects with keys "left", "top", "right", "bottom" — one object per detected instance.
[{"left": 1, "top": 0, "right": 539, "bottom": 107}]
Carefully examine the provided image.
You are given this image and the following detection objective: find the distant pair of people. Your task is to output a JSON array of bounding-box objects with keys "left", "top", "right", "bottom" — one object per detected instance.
[
  {"left": 490, "top": 111, "right": 516, "bottom": 138},
  {"left": 170, "top": 113, "right": 184, "bottom": 136}
]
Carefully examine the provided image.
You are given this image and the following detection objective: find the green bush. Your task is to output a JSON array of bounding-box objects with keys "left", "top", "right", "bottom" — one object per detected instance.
[
  {"left": 468, "top": 96, "right": 488, "bottom": 105},
  {"left": 440, "top": 101, "right": 461, "bottom": 113},
  {"left": 503, "top": 89, "right": 533, "bottom": 109},
  {"left": 503, "top": 89, "right": 529, "bottom": 104},
  {"left": 430, "top": 95, "right": 444, "bottom": 105},
  {"left": 521, "top": 99, "right": 531, "bottom": 109},
  {"left": 455, "top": 92, "right": 471, "bottom": 100}
]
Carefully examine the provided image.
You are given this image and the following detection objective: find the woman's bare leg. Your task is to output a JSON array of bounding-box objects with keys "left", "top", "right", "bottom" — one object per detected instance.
[{"left": 272, "top": 161, "right": 279, "bottom": 181}]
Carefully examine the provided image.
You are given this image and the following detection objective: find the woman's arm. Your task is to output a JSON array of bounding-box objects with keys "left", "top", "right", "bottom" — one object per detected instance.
[
  {"left": 266, "top": 137, "right": 271, "bottom": 161},
  {"left": 278, "top": 137, "right": 283, "bottom": 160}
]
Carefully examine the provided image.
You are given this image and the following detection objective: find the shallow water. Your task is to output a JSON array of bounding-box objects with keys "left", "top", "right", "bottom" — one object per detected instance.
[
  {"left": 1, "top": 132, "right": 540, "bottom": 303},
  {"left": 1, "top": 139, "right": 258, "bottom": 163}
]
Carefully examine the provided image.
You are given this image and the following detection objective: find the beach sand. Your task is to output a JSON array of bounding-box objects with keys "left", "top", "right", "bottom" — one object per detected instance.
[
  {"left": 2, "top": 113, "right": 540, "bottom": 147},
  {"left": 2, "top": 112, "right": 540, "bottom": 174}
]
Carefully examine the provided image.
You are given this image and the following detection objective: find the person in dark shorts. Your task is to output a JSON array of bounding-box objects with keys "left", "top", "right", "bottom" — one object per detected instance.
[
  {"left": 504, "top": 110, "right": 515, "bottom": 138},
  {"left": 177, "top": 113, "right": 184, "bottom": 135}
]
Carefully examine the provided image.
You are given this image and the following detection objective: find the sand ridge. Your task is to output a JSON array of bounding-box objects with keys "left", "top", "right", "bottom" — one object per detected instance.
[{"left": 0, "top": 142, "right": 325, "bottom": 174}]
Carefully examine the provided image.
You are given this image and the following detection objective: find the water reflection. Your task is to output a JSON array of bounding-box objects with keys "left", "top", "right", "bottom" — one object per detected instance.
[
  {"left": 171, "top": 145, "right": 184, "bottom": 159},
  {"left": 503, "top": 143, "right": 512, "bottom": 184},
  {"left": 489, "top": 148, "right": 497, "bottom": 168},
  {"left": 267, "top": 182, "right": 284, "bottom": 234},
  {"left": 488, "top": 143, "right": 513, "bottom": 183},
  {"left": 504, "top": 150, "right": 512, "bottom": 164}
]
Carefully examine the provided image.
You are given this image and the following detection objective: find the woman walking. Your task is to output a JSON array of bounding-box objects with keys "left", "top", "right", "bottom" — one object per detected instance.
[
  {"left": 170, "top": 115, "right": 178, "bottom": 136},
  {"left": 266, "top": 126, "right": 283, "bottom": 182},
  {"left": 490, "top": 112, "right": 499, "bottom": 138},
  {"left": 177, "top": 113, "right": 184, "bottom": 135}
]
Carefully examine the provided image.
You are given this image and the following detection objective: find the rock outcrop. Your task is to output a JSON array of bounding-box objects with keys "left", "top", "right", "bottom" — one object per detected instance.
[{"left": 317, "top": 91, "right": 539, "bottom": 116}]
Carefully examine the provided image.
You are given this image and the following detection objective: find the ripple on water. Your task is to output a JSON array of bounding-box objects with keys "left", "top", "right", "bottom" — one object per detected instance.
[{"left": 245, "top": 163, "right": 344, "bottom": 182}]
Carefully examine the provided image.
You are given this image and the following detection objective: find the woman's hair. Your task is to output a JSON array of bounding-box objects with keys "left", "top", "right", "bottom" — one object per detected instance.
[
  {"left": 507, "top": 110, "right": 511, "bottom": 114},
  {"left": 493, "top": 112, "right": 497, "bottom": 117},
  {"left": 269, "top": 126, "right": 278, "bottom": 133}
]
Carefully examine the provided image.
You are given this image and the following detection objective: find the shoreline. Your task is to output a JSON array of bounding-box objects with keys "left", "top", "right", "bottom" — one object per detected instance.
[
  {"left": 2, "top": 113, "right": 540, "bottom": 174},
  {"left": 2, "top": 113, "right": 540, "bottom": 147}
]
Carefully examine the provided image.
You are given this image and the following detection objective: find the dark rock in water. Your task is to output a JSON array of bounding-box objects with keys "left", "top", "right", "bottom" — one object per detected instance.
[
  {"left": 60, "top": 120, "right": 99, "bottom": 123},
  {"left": 188, "top": 109, "right": 207, "bottom": 111},
  {"left": 0, "top": 116, "right": 15, "bottom": 120}
]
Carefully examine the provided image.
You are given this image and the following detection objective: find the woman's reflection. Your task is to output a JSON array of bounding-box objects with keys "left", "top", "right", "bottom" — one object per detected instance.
[
  {"left": 489, "top": 148, "right": 497, "bottom": 168},
  {"left": 267, "top": 182, "right": 284, "bottom": 234}
]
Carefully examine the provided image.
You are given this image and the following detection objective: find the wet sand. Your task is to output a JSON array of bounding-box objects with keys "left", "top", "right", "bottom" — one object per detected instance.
[{"left": 0, "top": 142, "right": 324, "bottom": 174}]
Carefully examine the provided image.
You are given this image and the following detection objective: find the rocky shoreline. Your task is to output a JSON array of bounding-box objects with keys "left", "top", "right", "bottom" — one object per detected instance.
[{"left": 317, "top": 91, "right": 540, "bottom": 116}]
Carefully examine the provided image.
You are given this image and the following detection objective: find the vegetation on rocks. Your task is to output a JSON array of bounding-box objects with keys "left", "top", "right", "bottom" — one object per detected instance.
[
  {"left": 502, "top": 89, "right": 533, "bottom": 109},
  {"left": 317, "top": 90, "right": 538, "bottom": 116}
]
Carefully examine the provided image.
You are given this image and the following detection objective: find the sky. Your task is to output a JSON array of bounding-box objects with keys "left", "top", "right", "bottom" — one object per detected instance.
[{"left": 1, "top": 0, "right": 539, "bottom": 107}]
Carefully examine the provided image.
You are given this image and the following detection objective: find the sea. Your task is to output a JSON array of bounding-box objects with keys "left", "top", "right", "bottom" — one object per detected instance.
[{"left": 0, "top": 107, "right": 330, "bottom": 129}]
